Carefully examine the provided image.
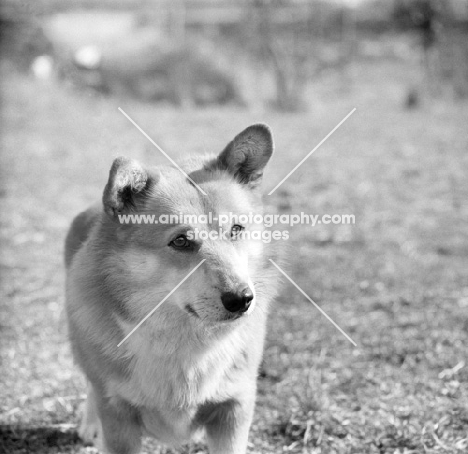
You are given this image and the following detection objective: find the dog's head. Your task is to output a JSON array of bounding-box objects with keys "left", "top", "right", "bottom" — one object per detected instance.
[{"left": 99, "top": 124, "right": 275, "bottom": 327}]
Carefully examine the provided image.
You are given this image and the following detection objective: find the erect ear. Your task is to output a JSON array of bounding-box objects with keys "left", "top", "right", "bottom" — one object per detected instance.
[
  {"left": 102, "top": 157, "right": 153, "bottom": 216},
  {"left": 217, "top": 123, "right": 274, "bottom": 187}
]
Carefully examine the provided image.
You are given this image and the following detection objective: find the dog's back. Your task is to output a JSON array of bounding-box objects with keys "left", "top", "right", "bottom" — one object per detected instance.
[{"left": 64, "top": 204, "right": 101, "bottom": 268}]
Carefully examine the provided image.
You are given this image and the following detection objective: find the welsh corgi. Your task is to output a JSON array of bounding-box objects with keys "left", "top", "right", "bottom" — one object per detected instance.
[{"left": 65, "top": 124, "right": 281, "bottom": 454}]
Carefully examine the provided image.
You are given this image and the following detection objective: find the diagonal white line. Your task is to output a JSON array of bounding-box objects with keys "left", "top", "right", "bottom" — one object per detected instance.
[
  {"left": 117, "top": 259, "right": 206, "bottom": 347},
  {"left": 268, "top": 108, "right": 356, "bottom": 195},
  {"left": 118, "top": 107, "right": 207, "bottom": 195},
  {"left": 269, "top": 259, "right": 357, "bottom": 347}
]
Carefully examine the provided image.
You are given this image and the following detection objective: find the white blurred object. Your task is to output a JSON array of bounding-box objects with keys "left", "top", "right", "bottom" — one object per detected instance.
[
  {"left": 31, "top": 55, "right": 54, "bottom": 80},
  {"left": 74, "top": 45, "right": 102, "bottom": 69}
]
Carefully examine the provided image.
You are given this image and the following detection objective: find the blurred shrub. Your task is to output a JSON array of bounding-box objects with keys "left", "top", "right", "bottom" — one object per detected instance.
[
  {"left": 65, "top": 31, "right": 242, "bottom": 107},
  {"left": 0, "top": 14, "right": 53, "bottom": 70}
]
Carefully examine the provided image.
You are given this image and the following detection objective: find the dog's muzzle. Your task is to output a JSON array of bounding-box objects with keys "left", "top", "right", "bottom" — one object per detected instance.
[{"left": 221, "top": 285, "right": 254, "bottom": 314}]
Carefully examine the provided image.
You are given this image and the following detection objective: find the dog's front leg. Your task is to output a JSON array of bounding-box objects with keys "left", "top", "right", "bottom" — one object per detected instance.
[
  {"left": 79, "top": 381, "right": 103, "bottom": 449},
  {"left": 94, "top": 392, "right": 142, "bottom": 454},
  {"left": 203, "top": 398, "right": 255, "bottom": 454}
]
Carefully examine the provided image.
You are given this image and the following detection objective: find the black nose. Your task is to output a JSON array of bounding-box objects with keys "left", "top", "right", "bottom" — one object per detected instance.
[{"left": 221, "top": 286, "right": 254, "bottom": 313}]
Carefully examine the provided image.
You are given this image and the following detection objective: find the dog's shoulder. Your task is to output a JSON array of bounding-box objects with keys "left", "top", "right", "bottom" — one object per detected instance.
[{"left": 65, "top": 203, "right": 102, "bottom": 269}]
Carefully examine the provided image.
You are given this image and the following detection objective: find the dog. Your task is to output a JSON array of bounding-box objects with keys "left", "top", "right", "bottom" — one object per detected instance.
[{"left": 65, "top": 123, "right": 281, "bottom": 454}]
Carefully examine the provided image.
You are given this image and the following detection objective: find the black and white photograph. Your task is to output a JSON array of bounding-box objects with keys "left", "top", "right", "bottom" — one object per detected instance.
[{"left": 1, "top": 0, "right": 468, "bottom": 453}]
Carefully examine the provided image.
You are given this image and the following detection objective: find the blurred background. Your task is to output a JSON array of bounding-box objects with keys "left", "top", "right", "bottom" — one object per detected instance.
[
  {"left": 1, "top": 1, "right": 468, "bottom": 453},
  {"left": 2, "top": 0, "right": 468, "bottom": 109}
]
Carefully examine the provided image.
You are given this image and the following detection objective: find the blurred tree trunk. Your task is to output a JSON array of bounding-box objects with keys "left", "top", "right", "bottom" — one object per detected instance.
[
  {"left": 168, "top": 0, "right": 193, "bottom": 107},
  {"left": 252, "top": 0, "right": 311, "bottom": 111}
]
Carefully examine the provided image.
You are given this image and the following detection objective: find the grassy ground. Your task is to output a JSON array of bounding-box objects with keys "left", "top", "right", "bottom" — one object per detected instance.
[{"left": 1, "top": 57, "right": 468, "bottom": 454}]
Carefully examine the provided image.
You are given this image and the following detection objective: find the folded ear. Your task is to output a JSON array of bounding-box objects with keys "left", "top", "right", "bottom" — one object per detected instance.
[
  {"left": 217, "top": 123, "right": 274, "bottom": 187},
  {"left": 102, "top": 157, "right": 153, "bottom": 216}
]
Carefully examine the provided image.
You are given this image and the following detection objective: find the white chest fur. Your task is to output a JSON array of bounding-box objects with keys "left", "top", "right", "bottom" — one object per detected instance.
[{"left": 107, "top": 318, "right": 251, "bottom": 444}]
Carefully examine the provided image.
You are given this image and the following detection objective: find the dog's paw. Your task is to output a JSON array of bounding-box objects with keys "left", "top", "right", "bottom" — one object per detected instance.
[
  {"left": 79, "top": 419, "right": 102, "bottom": 445},
  {"left": 78, "top": 402, "right": 103, "bottom": 449}
]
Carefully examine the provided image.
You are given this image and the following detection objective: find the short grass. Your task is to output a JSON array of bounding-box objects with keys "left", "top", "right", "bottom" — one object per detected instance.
[{"left": 1, "top": 57, "right": 468, "bottom": 454}]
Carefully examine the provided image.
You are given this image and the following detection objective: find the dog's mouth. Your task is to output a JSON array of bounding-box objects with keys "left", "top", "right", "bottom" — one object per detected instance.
[
  {"left": 184, "top": 304, "right": 252, "bottom": 323},
  {"left": 185, "top": 304, "right": 200, "bottom": 318},
  {"left": 222, "top": 312, "right": 245, "bottom": 322}
]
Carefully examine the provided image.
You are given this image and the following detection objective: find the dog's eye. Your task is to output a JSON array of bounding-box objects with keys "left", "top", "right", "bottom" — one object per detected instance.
[
  {"left": 170, "top": 235, "right": 191, "bottom": 249},
  {"left": 231, "top": 224, "right": 244, "bottom": 239}
]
